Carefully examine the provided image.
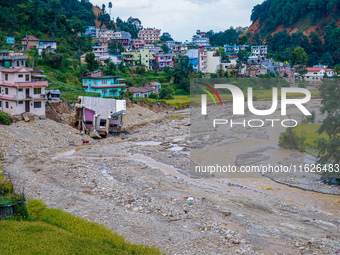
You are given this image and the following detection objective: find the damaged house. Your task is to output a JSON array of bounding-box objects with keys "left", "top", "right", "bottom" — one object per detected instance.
[{"left": 75, "top": 96, "right": 126, "bottom": 137}]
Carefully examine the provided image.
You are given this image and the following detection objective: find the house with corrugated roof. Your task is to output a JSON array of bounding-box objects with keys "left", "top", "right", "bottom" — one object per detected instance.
[{"left": 127, "top": 86, "right": 155, "bottom": 98}]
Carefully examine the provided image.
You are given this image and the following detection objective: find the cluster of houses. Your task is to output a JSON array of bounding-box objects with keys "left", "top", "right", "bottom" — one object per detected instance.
[{"left": 0, "top": 50, "right": 126, "bottom": 136}]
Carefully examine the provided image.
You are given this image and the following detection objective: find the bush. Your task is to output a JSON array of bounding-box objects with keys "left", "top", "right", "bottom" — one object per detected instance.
[{"left": 0, "top": 112, "right": 10, "bottom": 125}]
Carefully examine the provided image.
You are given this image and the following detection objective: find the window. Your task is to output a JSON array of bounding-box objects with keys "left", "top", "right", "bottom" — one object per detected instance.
[
  {"left": 18, "top": 74, "right": 23, "bottom": 78},
  {"left": 6, "top": 102, "right": 9, "bottom": 108},
  {"left": 34, "top": 88, "right": 41, "bottom": 94},
  {"left": 19, "top": 88, "right": 23, "bottom": 92},
  {"left": 84, "top": 79, "right": 87, "bottom": 84},
  {"left": 100, "top": 119, "right": 106, "bottom": 128},
  {"left": 5, "top": 74, "right": 8, "bottom": 81},
  {"left": 19, "top": 101, "right": 23, "bottom": 104},
  {"left": 102, "top": 80, "right": 107, "bottom": 85},
  {"left": 34, "top": 102, "right": 42, "bottom": 108},
  {"left": 5, "top": 88, "right": 8, "bottom": 94},
  {"left": 25, "top": 74, "right": 29, "bottom": 81},
  {"left": 0, "top": 101, "right": 1, "bottom": 107}
]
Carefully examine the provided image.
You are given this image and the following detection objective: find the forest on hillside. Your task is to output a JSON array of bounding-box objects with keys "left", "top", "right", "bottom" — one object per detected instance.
[{"left": 251, "top": 0, "right": 340, "bottom": 34}]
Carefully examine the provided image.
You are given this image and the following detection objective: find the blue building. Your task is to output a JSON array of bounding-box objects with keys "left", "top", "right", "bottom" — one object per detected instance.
[
  {"left": 82, "top": 72, "right": 127, "bottom": 97},
  {"left": 186, "top": 49, "right": 199, "bottom": 71},
  {"left": 224, "top": 45, "right": 240, "bottom": 54}
]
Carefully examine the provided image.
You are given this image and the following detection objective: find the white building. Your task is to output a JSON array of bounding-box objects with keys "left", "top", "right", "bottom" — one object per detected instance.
[
  {"left": 206, "top": 51, "right": 221, "bottom": 74},
  {"left": 251, "top": 45, "right": 268, "bottom": 56},
  {"left": 37, "top": 41, "right": 57, "bottom": 56},
  {"left": 0, "top": 66, "right": 47, "bottom": 116},
  {"left": 303, "top": 67, "right": 334, "bottom": 82}
]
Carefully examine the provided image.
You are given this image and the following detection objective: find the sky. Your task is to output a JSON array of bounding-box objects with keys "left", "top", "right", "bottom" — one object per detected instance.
[{"left": 90, "top": 0, "right": 264, "bottom": 42}]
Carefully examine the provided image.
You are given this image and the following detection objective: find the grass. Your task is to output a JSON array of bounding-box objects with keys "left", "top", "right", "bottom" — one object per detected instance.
[
  {"left": 169, "top": 115, "right": 184, "bottom": 120},
  {"left": 293, "top": 124, "right": 328, "bottom": 149},
  {"left": 166, "top": 96, "right": 190, "bottom": 107},
  {"left": 0, "top": 199, "right": 162, "bottom": 255}
]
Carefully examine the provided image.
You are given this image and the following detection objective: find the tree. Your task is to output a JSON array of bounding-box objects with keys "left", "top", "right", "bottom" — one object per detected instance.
[
  {"left": 215, "top": 47, "right": 229, "bottom": 62},
  {"left": 238, "top": 35, "right": 248, "bottom": 45},
  {"left": 236, "top": 50, "right": 248, "bottom": 73},
  {"left": 317, "top": 80, "right": 340, "bottom": 169},
  {"left": 159, "top": 86, "right": 174, "bottom": 99},
  {"left": 108, "top": 41, "right": 125, "bottom": 55},
  {"left": 161, "top": 44, "right": 170, "bottom": 53},
  {"left": 85, "top": 52, "right": 99, "bottom": 71},
  {"left": 108, "top": 2, "right": 113, "bottom": 17},
  {"left": 321, "top": 52, "right": 334, "bottom": 67},
  {"left": 216, "top": 64, "right": 225, "bottom": 77},
  {"left": 290, "top": 47, "right": 308, "bottom": 66}
]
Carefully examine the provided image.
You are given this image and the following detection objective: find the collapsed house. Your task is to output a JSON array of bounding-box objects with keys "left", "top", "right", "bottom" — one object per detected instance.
[{"left": 75, "top": 96, "right": 126, "bottom": 136}]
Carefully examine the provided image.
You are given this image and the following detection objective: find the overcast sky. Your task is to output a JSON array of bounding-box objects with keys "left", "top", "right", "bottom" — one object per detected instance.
[{"left": 90, "top": 0, "right": 263, "bottom": 42}]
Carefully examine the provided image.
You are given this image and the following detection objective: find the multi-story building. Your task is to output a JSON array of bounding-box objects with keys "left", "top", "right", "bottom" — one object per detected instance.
[
  {"left": 138, "top": 28, "right": 161, "bottom": 44},
  {"left": 140, "top": 49, "right": 155, "bottom": 71},
  {"left": 206, "top": 51, "right": 221, "bottom": 74},
  {"left": 93, "top": 45, "right": 108, "bottom": 58},
  {"left": 303, "top": 67, "right": 334, "bottom": 83},
  {"left": 131, "top": 39, "right": 145, "bottom": 50},
  {"left": 192, "top": 30, "right": 210, "bottom": 47},
  {"left": 85, "top": 26, "right": 98, "bottom": 38},
  {"left": 82, "top": 71, "right": 127, "bottom": 97},
  {"left": 251, "top": 45, "right": 268, "bottom": 56},
  {"left": 198, "top": 49, "right": 208, "bottom": 73},
  {"left": 121, "top": 51, "right": 141, "bottom": 66},
  {"left": 0, "top": 51, "right": 27, "bottom": 68},
  {"left": 186, "top": 49, "right": 199, "bottom": 71},
  {"left": 224, "top": 45, "right": 240, "bottom": 54},
  {"left": 171, "top": 44, "right": 188, "bottom": 56},
  {"left": 0, "top": 65, "right": 47, "bottom": 117},
  {"left": 154, "top": 53, "right": 174, "bottom": 69}
]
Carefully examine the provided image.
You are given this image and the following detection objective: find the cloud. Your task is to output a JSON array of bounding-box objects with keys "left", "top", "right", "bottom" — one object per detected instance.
[{"left": 90, "top": 0, "right": 262, "bottom": 41}]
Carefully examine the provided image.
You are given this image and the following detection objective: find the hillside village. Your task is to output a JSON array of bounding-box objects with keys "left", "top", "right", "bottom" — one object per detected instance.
[{"left": 0, "top": 0, "right": 339, "bottom": 254}]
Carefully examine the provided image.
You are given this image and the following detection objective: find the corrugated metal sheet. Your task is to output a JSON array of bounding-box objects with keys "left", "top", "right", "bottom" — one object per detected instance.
[{"left": 78, "top": 96, "right": 126, "bottom": 116}]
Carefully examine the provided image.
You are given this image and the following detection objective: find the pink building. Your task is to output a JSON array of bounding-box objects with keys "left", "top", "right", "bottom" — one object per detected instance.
[
  {"left": 0, "top": 66, "right": 48, "bottom": 117},
  {"left": 132, "top": 39, "right": 145, "bottom": 50},
  {"left": 154, "top": 53, "right": 174, "bottom": 69},
  {"left": 138, "top": 28, "right": 161, "bottom": 44}
]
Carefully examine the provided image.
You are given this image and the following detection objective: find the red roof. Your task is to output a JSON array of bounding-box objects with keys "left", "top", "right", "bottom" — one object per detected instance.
[
  {"left": 21, "top": 35, "right": 40, "bottom": 41},
  {"left": 306, "top": 68, "right": 333, "bottom": 72}
]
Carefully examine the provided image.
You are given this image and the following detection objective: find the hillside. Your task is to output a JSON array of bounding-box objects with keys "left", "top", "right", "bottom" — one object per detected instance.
[{"left": 248, "top": 0, "right": 340, "bottom": 38}]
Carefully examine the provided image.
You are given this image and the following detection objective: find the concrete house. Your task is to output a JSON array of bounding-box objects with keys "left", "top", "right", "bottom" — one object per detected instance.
[
  {"left": 37, "top": 41, "right": 57, "bottom": 56},
  {"left": 186, "top": 49, "right": 199, "bottom": 71},
  {"left": 127, "top": 86, "right": 155, "bottom": 98},
  {"left": 138, "top": 28, "right": 161, "bottom": 44},
  {"left": 82, "top": 72, "right": 127, "bottom": 98},
  {"left": 251, "top": 45, "right": 268, "bottom": 56},
  {"left": 154, "top": 53, "right": 174, "bottom": 69},
  {"left": 75, "top": 96, "right": 126, "bottom": 136},
  {"left": 21, "top": 35, "right": 40, "bottom": 50},
  {"left": 303, "top": 67, "right": 334, "bottom": 83},
  {"left": 206, "top": 51, "right": 221, "bottom": 74},
  {"left": 0, "top": 66, "right": 48, "bottom": 117}
]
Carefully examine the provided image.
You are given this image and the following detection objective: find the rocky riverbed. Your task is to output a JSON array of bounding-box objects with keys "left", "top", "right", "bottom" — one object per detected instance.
[{"left": 1, "top": 103, "right": 339, "bottom": 254}]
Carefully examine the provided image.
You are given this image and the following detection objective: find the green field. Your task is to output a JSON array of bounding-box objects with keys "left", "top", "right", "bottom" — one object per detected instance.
[
  {"left": 293, "top": 124, "right": 328, "bottom": 149},
  {"left": 0, "top": 197, "right": 161, "bottom": 255}
]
